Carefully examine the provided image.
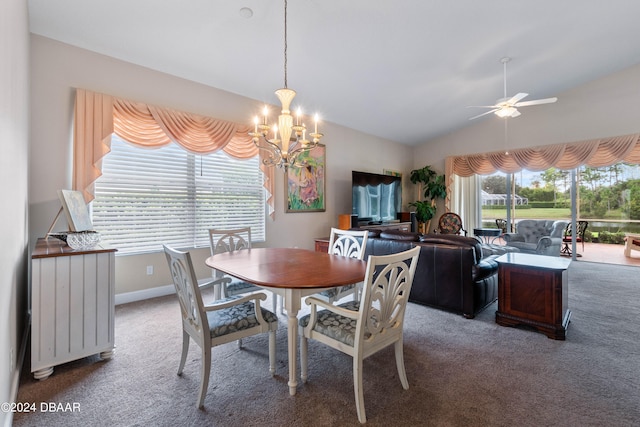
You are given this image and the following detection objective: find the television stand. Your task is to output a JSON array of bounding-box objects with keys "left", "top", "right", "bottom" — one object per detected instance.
[{"left": 357, "top": 222, "right": 411, "bottom": 232}]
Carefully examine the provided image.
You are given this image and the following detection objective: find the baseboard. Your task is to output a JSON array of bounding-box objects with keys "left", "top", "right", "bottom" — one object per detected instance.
[
  {"left": 115, "top": 284, "right": 175, "bottom": 305},
  {"left": 115, "top": 278, "right": 217, "bottom": 306}
]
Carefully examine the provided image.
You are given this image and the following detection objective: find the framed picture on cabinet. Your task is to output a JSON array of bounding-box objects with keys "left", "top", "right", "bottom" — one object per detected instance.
[
  {"left": 285, "top": 144, "right": 326, "bottom": 212},
  {"left": 58, "top": 189, "right": 94, "bottom": 231}
]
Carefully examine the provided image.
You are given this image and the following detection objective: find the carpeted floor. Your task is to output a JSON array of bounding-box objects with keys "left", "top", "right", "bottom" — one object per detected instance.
[{"left": 13, "top": 262, "right": 640, "bottom": 426}]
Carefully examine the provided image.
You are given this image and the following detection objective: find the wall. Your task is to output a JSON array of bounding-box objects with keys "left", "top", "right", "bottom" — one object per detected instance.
[
  {"left": 0, "top": 0, "right": 30, "bottom": 425},
  {"left": 413, "top": 61, "right": 640, "bottom": 221},
  {"left": 29, "top": 35, "right": 413, "bottom": 297}
]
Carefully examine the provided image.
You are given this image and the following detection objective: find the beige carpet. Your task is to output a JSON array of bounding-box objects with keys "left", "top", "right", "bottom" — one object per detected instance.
[{"left": 14, "top": 262, "right": 640, "bottom": 426}]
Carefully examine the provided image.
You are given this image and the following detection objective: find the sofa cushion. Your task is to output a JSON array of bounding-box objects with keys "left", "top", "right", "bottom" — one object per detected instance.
[
  {"left": 350, "top": 227, "right": 381, "bottom": 237},
  {"left": 364, "top": 229, "right": 381, "bottom": 238},
  {"left": 419, "top": 234, "right": 483, "bottom": 263},
  {"left": 506, "top": 241, "right": 538, "bottom": 253},
  {"left": 474, "top": 256, "right": 499, "bottom": 281},
  {"left": 380, "top": 230, "right": 420, "bottom": 241}
]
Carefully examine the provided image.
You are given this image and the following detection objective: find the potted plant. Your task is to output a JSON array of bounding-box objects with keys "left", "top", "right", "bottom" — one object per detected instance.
[{"left": 409, "top": 165, "right": 447, "bottom": 233}]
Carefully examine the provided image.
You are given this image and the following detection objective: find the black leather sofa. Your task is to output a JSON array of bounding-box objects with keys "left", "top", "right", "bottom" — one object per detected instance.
[{"left": 359, "top": 229, "right": 498, "bottom": 318}]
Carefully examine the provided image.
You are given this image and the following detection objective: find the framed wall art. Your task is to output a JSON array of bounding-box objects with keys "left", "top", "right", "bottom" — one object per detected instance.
[
  {"left": 285, "top": 144, "right": 326, "bottom": 212},
  {"left": 383, "top": 169, "right": 402, "bottom": 178}
]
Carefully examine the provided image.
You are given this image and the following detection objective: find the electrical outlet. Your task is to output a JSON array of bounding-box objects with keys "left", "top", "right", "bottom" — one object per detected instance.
[{"left": 146, "top": 265, "right": 153, "bottom": 275}]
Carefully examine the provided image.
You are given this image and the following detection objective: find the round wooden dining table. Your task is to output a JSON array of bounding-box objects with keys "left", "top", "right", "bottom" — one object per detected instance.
[{"left": 205, "top": 247, "right": 367, "bottom": 396}]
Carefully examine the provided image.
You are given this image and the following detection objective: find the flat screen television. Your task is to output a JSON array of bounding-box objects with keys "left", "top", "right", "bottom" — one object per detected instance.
[{"left": 352, "top": 171, "right": 402, "bottom": 224}]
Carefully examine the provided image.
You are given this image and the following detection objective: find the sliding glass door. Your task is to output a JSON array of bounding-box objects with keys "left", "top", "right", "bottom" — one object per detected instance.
[{"left": 479, "top": 163, "right": 640, "bottom": 239}]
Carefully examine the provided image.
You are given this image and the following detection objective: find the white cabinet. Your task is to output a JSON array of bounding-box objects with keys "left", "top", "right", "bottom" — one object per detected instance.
[{"left": 31, "top": 238, "right": 116, "bottom": 380}]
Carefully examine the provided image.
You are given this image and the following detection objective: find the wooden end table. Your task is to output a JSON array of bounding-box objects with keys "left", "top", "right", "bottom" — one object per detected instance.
[{"left": 495, "top": 253, "right": 571, "bottom": 340}]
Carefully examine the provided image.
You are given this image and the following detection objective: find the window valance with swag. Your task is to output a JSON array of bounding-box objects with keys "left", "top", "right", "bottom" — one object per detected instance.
[
  {"left": 446, "top": 133, "right": 640, "bottom": 177},
  {"left": 72, "top": 88, "right": 275, "bottom": 218},
  {"left": 443, "top": 133, "right": 640, "bottom": 233}
]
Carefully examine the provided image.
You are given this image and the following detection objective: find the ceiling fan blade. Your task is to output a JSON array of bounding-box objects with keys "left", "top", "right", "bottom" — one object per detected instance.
[
  {"left": 469, "top": 109, "right": 498, "bottom": 120},
  {"left": 514, "top": 97, "right": 558, "bottom": 107},
  {"left": 511, "top": 109, "right": 521, "bottom": 118},
  {"left": 505, "top": 92, "right": 528, "bottom": 105}
]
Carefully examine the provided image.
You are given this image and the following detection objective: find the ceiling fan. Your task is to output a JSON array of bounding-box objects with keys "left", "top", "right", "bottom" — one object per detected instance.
[{"left": 468, "top": 57, "right": 558, "bottom": 120}]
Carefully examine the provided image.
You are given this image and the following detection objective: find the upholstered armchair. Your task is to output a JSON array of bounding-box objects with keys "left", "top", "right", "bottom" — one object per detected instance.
[{"left": 503, "top": 219, "right": 568, "bottom": 256}]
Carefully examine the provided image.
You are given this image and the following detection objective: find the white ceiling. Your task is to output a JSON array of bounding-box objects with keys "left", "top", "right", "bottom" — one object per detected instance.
[{"left": 27, "top": 0, "right": 640, "bottom": 146}]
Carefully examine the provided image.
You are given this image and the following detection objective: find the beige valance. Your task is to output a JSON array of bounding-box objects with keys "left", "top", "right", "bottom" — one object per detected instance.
[
  {"left": 73, "top": 89, "right": 275, "bottom": 217},
  {"left": 449, "top": 133, "right": 640, "bottom": 177}
]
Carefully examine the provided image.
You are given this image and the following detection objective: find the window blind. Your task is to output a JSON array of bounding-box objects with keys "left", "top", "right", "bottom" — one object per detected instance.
[{"left": 92, "top": 135, "right": 266, "bottom": 255}]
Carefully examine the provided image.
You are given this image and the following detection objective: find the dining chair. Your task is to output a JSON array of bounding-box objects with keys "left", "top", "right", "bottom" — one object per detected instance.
[
  {"left": 208, "top": 227, "right": 281, "bottom": 314},
  {"left": 315, "top": 228, "right": 369, "bottom": 303},
  {"left": 561, "top": 220, "right": 588, "bottom": 257},
  {"left": 495, "top": 218, "right": 508, "bottom": 234},
  {"left": 299, "top": 246, "right": 420, "bottom": 423},
  {"left": 494, "top": 218, "right": 508, "bottom": 243},
  {"left": 163, "top": 245, "right": 278, "bottom": 408}
]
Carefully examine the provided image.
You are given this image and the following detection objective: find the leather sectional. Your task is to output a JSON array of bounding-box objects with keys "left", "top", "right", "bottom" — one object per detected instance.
[{"left": 359, "top": 229, "right": 499, "bottom": 318}]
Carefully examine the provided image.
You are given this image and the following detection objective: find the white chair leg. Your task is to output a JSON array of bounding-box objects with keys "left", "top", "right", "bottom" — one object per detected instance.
[
  {"left": 237, "top": 338, "right": 243, "bottom": 349},
  {"left": 300, "top": 335, "right": 308, "bottom": 383},
  {"left": 178, "top": 331, "right": 189, "bottom": 375},
  {"left": 197, "top": 346, "right": 212, "bottom": 408},
  {"left": 394, "top": 340, "right": 409, "bottom": 390},
  {"left": 268, "top": 329, "right": 276, "bottom": 377},
  {"left": 353, "top": 356, "right": 366, "bottom": 423},
  {"left": 271, "top": 292, "right": 277, "bottom": 315}
]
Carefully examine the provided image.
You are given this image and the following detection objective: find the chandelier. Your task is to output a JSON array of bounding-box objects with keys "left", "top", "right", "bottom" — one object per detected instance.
[{"left": 249, "top": 0, "right": 323, "bottom": 170}]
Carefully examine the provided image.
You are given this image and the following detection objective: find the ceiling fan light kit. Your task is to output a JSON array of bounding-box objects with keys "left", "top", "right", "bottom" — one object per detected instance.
[{"left": 468, "top": 57, "right": 558, "bottom": 120}]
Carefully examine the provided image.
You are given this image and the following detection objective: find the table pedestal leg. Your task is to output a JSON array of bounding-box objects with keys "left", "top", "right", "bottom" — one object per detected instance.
[{"left": 283, "top": 288, "right": 302, "bottom": 396}]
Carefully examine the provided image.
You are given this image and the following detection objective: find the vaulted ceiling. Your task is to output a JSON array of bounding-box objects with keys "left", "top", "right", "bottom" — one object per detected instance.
[{"left": 27, "top": 0, "right": 640, "bottom": 146}]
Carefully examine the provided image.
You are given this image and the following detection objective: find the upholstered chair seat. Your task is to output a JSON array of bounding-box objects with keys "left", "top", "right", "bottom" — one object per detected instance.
[
  {"left": 206, "top": 296, "right": 279, "bottom": 338},
  {"left": 503, "top": 219, "right": 568, "bottom": 256}
]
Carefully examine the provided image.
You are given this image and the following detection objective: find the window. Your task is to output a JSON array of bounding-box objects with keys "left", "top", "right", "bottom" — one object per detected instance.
[
  {"left": 92, "top": 135, "right": 266, "bottom": 255},
  {"left": 479, "top": 164, "right": 640, "bottom": 235}
]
